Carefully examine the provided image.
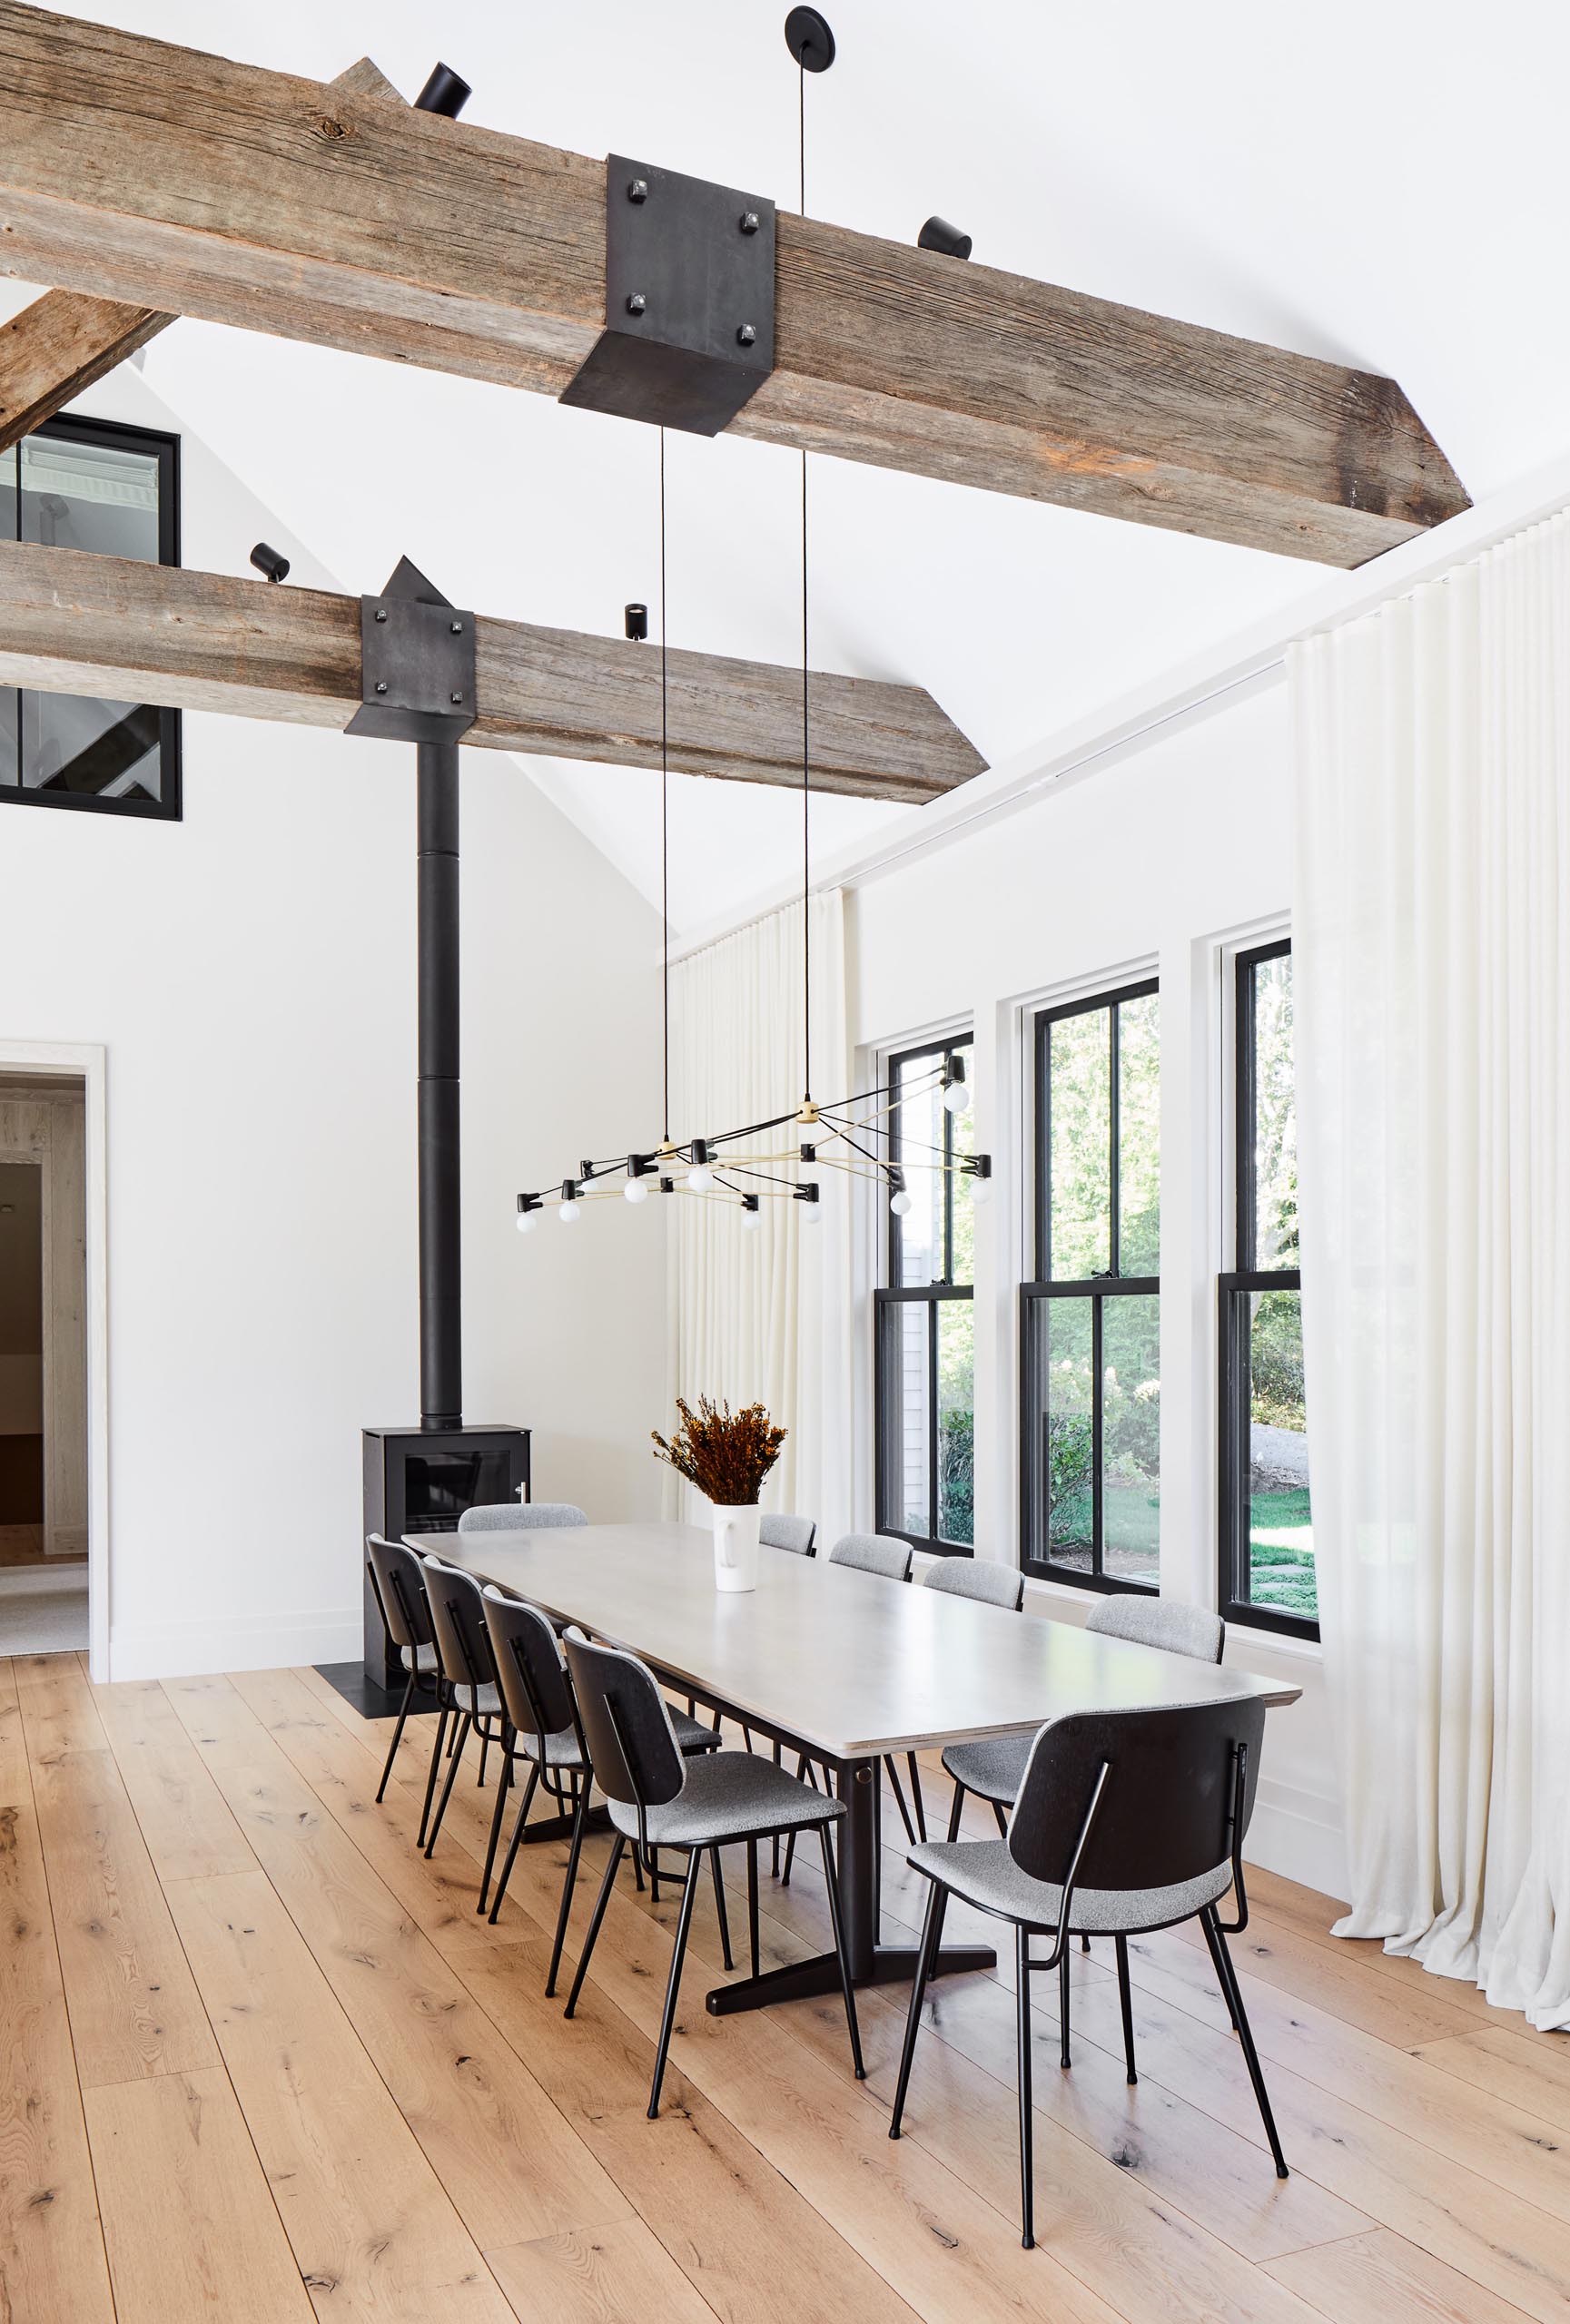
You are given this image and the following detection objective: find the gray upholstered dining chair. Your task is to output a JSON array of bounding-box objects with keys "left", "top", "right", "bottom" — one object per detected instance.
[
  {"left": 885, "top": 1554, "right": 1029, "bottom": 1844},
  {"left": 364, "top": 1533, "right": 441, "bottom": 1811},
  {"left": 889, "top": 1694, "right": 1286, "bottom": 2250},
  {"left": 821, "top": 1531, "right": 924, "bottom": 1849},
  {"left": 459, "top": 1500, "right": 588, "bottom": 1533},
  {"left": 478, "top": 1583, "right": 724, "bottom": 1976},
  {"left": 828, "top": 1531, "right": 914, "bottom": 1581},
  {"left": 560, "top": 1627, "right": 865, "bottom": 2117},
  {"left": 759, "top": 1512, "right": 817, "bottom": 1556},
  {"left": 943, "top": 1593, "right": 1225, "bottom": 1842},
  {"left": 419, "top": 1555, "right": 511, "bottom": 1855},
  {"left": 923, "top": 1554, "right": 1025, "bottom": 1611}
]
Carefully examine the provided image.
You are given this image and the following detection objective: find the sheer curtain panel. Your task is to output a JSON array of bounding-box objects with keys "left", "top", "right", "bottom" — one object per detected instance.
[
  {"left": 667, "top": 891, "right": 854, "bottom": 1539},
  {"left": 1292, "top": 511, "right": 1570, "bottom": 2027}
]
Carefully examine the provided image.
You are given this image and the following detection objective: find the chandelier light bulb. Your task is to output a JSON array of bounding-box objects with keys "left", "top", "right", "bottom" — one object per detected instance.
[
  {"left": 516, "top": 1209, "right": 538, "bottom": 1234},
  {"left": 741, "top": 1203, "right": 761, "bottom": 1230},
  {"left": 624, "top": 1177, "right": 649, "bottom": 1205},
  {"left": 889, "top": 1187, "right": 913, "bottom": 1216},
  {"left": 801, "top": 1185, "right": 824, "bottom": 1225},
  {"left": 558, "top": 1199, "right": 580, "bottom": 1225},
  {"left": 943, "top": 1079, "right": 972, "bottom": 1115},
  {"left": 686, "top": 1163, "right": 716, "bottom": 1194}
]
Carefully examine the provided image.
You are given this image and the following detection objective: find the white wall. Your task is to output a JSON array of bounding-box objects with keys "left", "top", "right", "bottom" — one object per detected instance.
[
  {"left": 846, "top": 680, "right": 1348, "bottom": 1900},
  {"left": 0, "top": 374, "right": 669, "bottom": 1679}
]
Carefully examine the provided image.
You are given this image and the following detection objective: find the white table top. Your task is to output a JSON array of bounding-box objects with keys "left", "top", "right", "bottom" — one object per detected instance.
[{"left": 410, "top": 1521, "right": 1299, "bottom": 1762}]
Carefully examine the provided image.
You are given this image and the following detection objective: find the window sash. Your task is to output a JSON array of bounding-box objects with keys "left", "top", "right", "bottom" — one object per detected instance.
[
  {"left": 1020, "top": 1275, "right": 1160, "bottom": 1590},
  {"left": 1034, "top": 975, "right": 1158, "bottom": 1283},
  {"left": 887, "top": 1034, "right": 973, "bottom": 1289},
  {"left": 874, "top": 1282, "right": 974, "bottom": 1557},
  {"left": 1221, "top": 934, "right": 1317, "bottom": 1639},
  {"left": 3, "top": 414, "right": 182, "bottom": 822}
]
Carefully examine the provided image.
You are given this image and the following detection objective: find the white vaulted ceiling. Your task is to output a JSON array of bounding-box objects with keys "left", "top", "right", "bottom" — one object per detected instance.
[{"left": 10, "top": 0, "right": 1570, "bottom": 929}]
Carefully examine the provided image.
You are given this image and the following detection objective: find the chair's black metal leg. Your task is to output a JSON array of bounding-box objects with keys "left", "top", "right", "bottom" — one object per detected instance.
[
  {"left": 542, "top": 1775, "right": 592, "bottom": 1986},
  {"left": 424, "top": 1713, "right": 470, "bottom": 1856},
  {"left": 818, "top": 1825, "right": 865, "bottom": 2079},
  {"left": 889, "top": 1880, "right": 948, "bottom": 2135},
  {"left": 710, "top": 1847, "right": 734, "bottom": 1971},
  {"left": 1199, "top": 1906, "right": 1240, "bottom": 2029},
  {"left": 478, "top": 1721, "right": 489, "bottom": 1789},
  {"left": 781, "top": 1826, "right": 797, "bottom": 1886},
  {"left": 1016, "top": 1924, "right": 1035, "bottom": 2249},
  {"left": 884, "top": 1755, "right": 917, "bottom": 1846},
  {"left": 490, "top": 1761, "right": 545, "bottom": 1927},
  {"left": 478, "top": 1732, "right": 518, "bottom": 1912},
  {"left": 906, "top": 1751, "right": 927, "bottom": 1842},
  {"left": 649, "top": 1847, "right": 661, "bottom": 1905},
  {"left": 746, "top": 1838, "right": 760, "bottom": 1978},
  {"left": 992, "top": 1798, "right": 1010, "bottom": 1839},
  {"left": 1059, "top": 1942, "right": 1071, "bottom": 2068},
  {"left": 1081, "top": 1934, "right": 1091, "bottom": 1953},
  {"left": 377, "top": 1672, "right": 415, "bottom": 1803},
  {"left": 772, "top": 1743, "right": 783, "bottom": 1876},
  {"left": 648, "top": 1850, "right": 702, "bottom": 2117},
  {"left": 564, "top": 1834, "right": 626, "bottom": 2019},
  {"left": 947, "top": 1781, "right": 966, "bottom": 1842},
  {"left": 418, "top": 1703, "right": 449, "bottom": 1849},
  {"left": 1114, "top": 1932, "right": 1137, "bottom": 2084},
  {"left": 1204, "top": 1910, "right": 1289, "bottom": 2177}
]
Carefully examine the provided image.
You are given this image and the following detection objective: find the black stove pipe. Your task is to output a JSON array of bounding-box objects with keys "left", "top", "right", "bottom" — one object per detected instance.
[{"left": 417, "top": 741, "right": 461, "bottom": 1429}]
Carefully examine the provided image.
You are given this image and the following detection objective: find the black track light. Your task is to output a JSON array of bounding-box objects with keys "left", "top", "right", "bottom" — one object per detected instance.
[
  {"left": 918, "top": 215, "right": 973, "bottom": 261},
  {"left": 625, "top": 602, "right": 648, "bottom": 641},
  {"left": 415, "top": 63, "right": 471, "bottom": 118},
  {"left": 249, "top": 541, "right": 290, "bottom": 583}
]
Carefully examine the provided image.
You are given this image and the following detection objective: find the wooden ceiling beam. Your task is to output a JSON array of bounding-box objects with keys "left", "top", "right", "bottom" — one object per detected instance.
[
  {"left": 0, "top": 540, "right": 984, "bottom": 803},
  {"left": 0, "top": 54, "right": 400, "bottom": 451},
  {"left": 0, "top": 4, "right": 1468, "bottom": 567}
]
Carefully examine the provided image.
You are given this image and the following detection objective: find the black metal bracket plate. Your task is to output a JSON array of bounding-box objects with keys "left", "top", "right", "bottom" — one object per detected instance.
[
  {"left": 346, "top": 556, "right": 477, "bottom": 745},
  {"left": 560, "top": 155, "right": 776, "bottom": 436}
]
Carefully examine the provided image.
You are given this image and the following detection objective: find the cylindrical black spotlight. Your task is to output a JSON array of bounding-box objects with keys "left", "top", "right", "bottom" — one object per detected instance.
[
  {"left": 415, "top": 62, "right": 471, "bottom": 117},
  {"left": 625, "top": 602, "right": 649, "bottom": 642},
  {"left": 785, "top": 7, "right": 835, "bottom": 71},
  {"left": 249, "top": 541, "right": 291, "bottom": 583},
  {"left": 918, "top": 215, "right": 973, "bottom": 260}
]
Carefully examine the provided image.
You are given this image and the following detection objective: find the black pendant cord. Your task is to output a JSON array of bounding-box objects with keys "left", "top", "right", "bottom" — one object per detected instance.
[
  {"left": 799, "top": 56, "right": 813, "bottom": 1108},
  {"left": 659, "top": 425, "right": 671, "bottom": 1147}
]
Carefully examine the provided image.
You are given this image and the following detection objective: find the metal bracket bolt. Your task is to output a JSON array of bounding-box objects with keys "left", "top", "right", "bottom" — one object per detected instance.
[
  {"left": 736, "top": 323, "right": 756, "bottom": 345},
  {"left": 627, "top": 292, "right": 647, "bottom": 315}
]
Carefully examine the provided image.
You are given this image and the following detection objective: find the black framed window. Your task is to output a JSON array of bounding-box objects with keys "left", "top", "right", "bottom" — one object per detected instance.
[
  {"left": 2, "top": 413, "right": 182, "bottom": 820},
  {"left": 1022, "top": 980, "right": 1160, "bottom": 1591},
  {"left": 874, "top": 1036, "right": 975, "bottom": 1555},
  {"left": 1219, "top": 940, "right": 1316, "bottom": 1637}
]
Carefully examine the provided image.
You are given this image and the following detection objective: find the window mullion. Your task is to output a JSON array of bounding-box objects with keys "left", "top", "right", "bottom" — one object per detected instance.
[
  {"left": 1108, "top": 1001, "right": 1121, "bottom": 1277},
  {"left": 1091, "top": 1292, "right": 1104, "bottom": 1577}
]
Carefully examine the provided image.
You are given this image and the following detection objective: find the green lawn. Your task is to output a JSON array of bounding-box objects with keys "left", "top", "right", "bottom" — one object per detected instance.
[{"left": 1249, "top": 1487, "right": 1316, "bottom": 1617}]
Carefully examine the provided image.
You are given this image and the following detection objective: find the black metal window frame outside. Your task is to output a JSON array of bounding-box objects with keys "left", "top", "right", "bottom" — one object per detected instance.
[
  {"left": 874, "top": 1032, "right": 976, "bottom": 1560},
  {"left": 1021, "top": 976, "right": 1160, "bottom": 1595},
  {"left": 1218, "top": 937, "right": 1318, "bottom": 1641},
  {"left": 3, "top": 410, "right": 183, "bottom": 822}
]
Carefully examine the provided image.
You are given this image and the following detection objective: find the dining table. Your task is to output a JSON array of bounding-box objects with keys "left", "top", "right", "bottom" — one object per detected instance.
[{"left": 410, "top": 1519, "right": 1301, "bottom": 2017}]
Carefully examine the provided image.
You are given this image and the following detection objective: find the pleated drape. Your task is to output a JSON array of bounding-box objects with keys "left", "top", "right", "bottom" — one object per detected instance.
[
  {"left": 665, "top": 891, "right": 854, "bottom": 1541},
  {"left": 1292, "top": 513, "right": 1570, "bottom": 2027}
]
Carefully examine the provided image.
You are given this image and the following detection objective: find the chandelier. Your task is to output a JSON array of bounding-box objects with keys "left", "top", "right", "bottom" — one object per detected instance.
[{"left": 514, "top": 10, "right": 991, "bottom": 1237}]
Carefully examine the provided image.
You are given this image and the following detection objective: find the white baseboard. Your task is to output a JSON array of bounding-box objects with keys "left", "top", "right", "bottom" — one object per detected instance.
[
  {"left": 1245, "top": 1772, "right": 1348, "bottom": 1903},
  {"left": 108, "top": 1604, "right": 363, "bottom": 1683}
]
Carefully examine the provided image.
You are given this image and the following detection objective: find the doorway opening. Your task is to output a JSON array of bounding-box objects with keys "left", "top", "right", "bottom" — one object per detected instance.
[{"left": 0, "top": 1072, "right": 89, "bottom": 1656}]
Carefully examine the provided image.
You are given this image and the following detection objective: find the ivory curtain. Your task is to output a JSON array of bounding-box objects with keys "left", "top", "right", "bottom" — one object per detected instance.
[
  {"left": 1292, "top": 511, "right": 1570, "bottom": 2027},
  {"left": 666, "top": 891, "right": 854, "bottom": 1540}
]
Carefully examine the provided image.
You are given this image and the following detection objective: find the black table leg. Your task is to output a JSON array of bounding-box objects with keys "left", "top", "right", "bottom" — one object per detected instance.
[{"left": 706, "top": 1755, "right": 994, "bottom": 2016}]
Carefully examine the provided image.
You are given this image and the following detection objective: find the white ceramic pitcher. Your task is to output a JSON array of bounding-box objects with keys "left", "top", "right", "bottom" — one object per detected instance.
[{"left": 710, "top": 1502, "right": 761, "bottom": 1593}]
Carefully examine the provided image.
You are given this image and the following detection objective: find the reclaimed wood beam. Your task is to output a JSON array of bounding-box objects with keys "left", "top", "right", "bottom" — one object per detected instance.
[
  {"left": 0, "top": 289, "right": 167, "bottom": 450},
  {"left": 0, "top": 540, "right": 984, "bottom": 803},
  {"left": 0, "top": 54, "right": 402, "bottom": 450},
  {"left": 0, "top": 5, "right": 1467, "bottom": 566}
]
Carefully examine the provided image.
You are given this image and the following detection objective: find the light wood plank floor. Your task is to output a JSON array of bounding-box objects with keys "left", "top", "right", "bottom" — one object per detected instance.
[{"left": 5, "top": 1649, "right": 1570, "bottom": 2324}]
